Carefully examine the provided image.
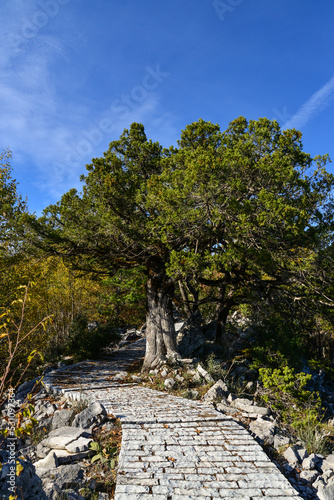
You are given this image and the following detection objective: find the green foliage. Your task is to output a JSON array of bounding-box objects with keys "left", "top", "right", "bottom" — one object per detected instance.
[
  {"left": 65, "top": 314, "right": 120, "bottom": 362},
  {"left": 7, "top": 119, "right": 334, "bottom": 370},
  {"left": 89, "top": 440, "right": 118, "bottom": 468},
  {"left": 258, "top": 365, "right": 322, "bottom": 430},
  {"left": 0, "top": 283, "right": 50, "bottom": 403},
  {"left": 295, "top": 418, "right": 330, "bottom": 455},
  {"left": 98, "top": 268, "right": 146, "bottom": 326}
]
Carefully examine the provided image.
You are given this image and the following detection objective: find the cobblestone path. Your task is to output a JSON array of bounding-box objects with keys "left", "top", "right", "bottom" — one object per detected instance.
[{"left": 44, "top": 339, "right": 302, "bottom": 500}]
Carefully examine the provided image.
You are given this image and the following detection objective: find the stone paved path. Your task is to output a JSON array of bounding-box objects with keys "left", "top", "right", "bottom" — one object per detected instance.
[{"left": 44, "top": 339, "right": 302, "bottom": 500}]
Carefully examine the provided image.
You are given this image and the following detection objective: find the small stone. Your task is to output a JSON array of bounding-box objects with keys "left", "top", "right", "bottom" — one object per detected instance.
[
  {"left": 51, "top": 409, "right": 75, "bottom": 430},
  {"left": 295, "top": 446, "right": 308, "bottom": 462},
  {"left": 202, "top": 379, "right": 229, "bottom": 402},
  {"left": 160, "top": 369, "right": 168, "bottom": 378},
  {"left": 164, "top": 378, "right": 176, "bottom": 389},
  {"left": 175, "top": 374, "right": 184, "bottom": 382},
  {"left": 274, "top": 434, "right": 290, "bottom": 450},
  {"left": 72, "top": 402, "right": 107, "bottom": 429},
  {"left": 227, "top": 393, "right": 236, "bottom": 403},
  {"left": 34, "top": 451, "right": 58, "bottom": 469},
  {"left": 300, "top": 470, "right": 319, "bottom": 483},
  {"left": 284, "top": 446, "right": 301, "bottom": 464},
  {"left": 131, "top": 375, "right": 142, "bottom": 383},
  {"left": 65, "top": 436, "right": 93, "bottom": 453},
  {"left": 302, "top": 453, "right": 320, "bottom": 470},
  {"left": 196, "top": 364, "right": 214, "bottom": 383}
]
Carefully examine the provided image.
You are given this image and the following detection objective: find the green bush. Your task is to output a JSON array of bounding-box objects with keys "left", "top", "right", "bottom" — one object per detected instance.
[
  {"left": 66, "top": 314, "right": 120, "bottom": 362},
  {"left": 259, "top": 365, "right": 323, "bottom": 431}
]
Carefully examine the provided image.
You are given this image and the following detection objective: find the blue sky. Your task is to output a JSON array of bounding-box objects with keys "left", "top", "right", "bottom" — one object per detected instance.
[{"left": 2, "top": 0, "right": 334, "bottom": 213}]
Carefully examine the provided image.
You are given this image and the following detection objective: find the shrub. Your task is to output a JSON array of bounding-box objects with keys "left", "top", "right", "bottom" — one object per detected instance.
[
  {"left": 65, "top": 314, "right": 120, "bottom": 362},
  {"left": 0, "top": 283, "right": 51, "bottom": 405},
  {"left": 258, "top": 365, "right": 323, "bottom": 433}
]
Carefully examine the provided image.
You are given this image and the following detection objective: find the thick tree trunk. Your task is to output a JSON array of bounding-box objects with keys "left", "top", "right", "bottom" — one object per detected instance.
[{"left": 141, "top": 273, "right": 178, "bottom": 372}]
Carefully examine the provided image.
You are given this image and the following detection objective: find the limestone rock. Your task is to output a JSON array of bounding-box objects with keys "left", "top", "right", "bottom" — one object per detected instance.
[
  {"left": 196, "top": 364, "right": 214, "bottom": 383},
  {"left": 160, "top": 369, "right": 168, "bottom": 378},
  {"left": 176, "top": 312, "right": 206, "bottom": 358},
  {"left": 249, "top": 417, "right": 276, "bottom": 445},
  {"left": 51, "top": 409, "right": 75, "bottom": 429},
  {"left": 230, "top": 398, "right": 270, "bottom": 417},
  {"left": 71, "top": 402, "right": 107, "bottom": 429},
  {"left": 230, "top": 397, "right": 254, "bottom": 408},
  {"left": 202, "top": 380, "right": 228, "bottom": 402},
  {"left": 300, "top": 469, "right": 319, "bottom": 483},
  {"left": 321, "top": 452, "right": 334, "bottom": 471},
  {"left": 284, "top": 446, "right": 301, "bottom": 464},
  {"left": 65, "top": 436, "right": 92, "bottom": 453},
  {"left": 38, "top": 463, "right": 84, "bottom": 490},
  {"left": 34, "top": 450, "right": 59, "bottom": 469},
  {"left": 273, "top": 433, "right": 290, "bottom": 451},
  {"left": 317, "top": 475, "right": 334, "bottom": 500},
  {"left": 302, "top": 453, "right": 321, "bottom": 470},
  {"left": 284, "top": 445, "right": 308, "bottom": 464},
  {"left": 164, "top": 378, "right": 176, "bottom": 389},
  {"left": 40, "top": 426, "right": 90, "bottom": 449}
]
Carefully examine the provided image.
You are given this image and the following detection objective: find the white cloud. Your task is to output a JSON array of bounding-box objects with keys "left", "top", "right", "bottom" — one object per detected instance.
[
  {"left": 284, "top": 74, "right": 334, "bottom": 130},
  {"left": 0, "top": 0, "right": 177, "bottom": 210}
]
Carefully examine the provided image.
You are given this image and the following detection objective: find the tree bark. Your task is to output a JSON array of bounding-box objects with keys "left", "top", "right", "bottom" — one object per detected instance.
[
  {"left": 141, "top": 271, "right": 178, "bottom": 372},
  {"left": 215, "top": 285, "right": 235, "bottom": 345}
]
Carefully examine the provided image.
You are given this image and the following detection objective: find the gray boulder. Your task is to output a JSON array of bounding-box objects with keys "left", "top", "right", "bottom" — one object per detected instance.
[
  {"left": 71, "top": 402, "right": 107, "bottom": 429},
  {"left": 317, "top": 475, "right": 334, "bottom": 500},
  {"left": 284, "top": 445, "right": 308, "bottom": 465},
  {"left": 249, "top": 417, "right": 276, "bottom": 445},
  {"left": 36, "top": 463, "right": 84, "bottom": 490},
  {"left": 273, "top": 433, "right": 290, "bottom": 451},
  {"left": 196, "top": 364, "right": 214, "bottom": 384},
  {"left": 302, "top": 453, "right": 322, "bottom": 470},
  {"left": 34, "top": 451, "right": 59, "bottom": 469},
  {"left": 51, "top": 409, "right": 75, "bottom": 429},
  {"left": 65, "top": 436, "right": 92, "bottom": 453},
  {"left": 202, "top": 380, "right": 228, "bottom": 403},
  {"left": 230, "top": 398, "right": 270, "bottom": 417},
  {"left": 0, "top": 459, "right": 47, "bottom": 500},
  {"left": 176, "top": 312, "right": 206, "bottom": 358},
  {"left": 321, "top": 452, "right": 334, "bottom": 471},
  {"left": 164, "top": 378, "right": 176, "bottom": 390},
  {"left": 284, "top": 446, "right": 300, "bottom": 464},
  {"left": 300, "top": 469, "right": 319, "bottom": 483}
]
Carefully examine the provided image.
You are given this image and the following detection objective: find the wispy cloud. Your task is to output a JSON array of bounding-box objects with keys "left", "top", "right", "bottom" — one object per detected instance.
[
  {"left": 0, "top": 1, "right": 174, "bottom": 210},
  {"left": 284, "top": 74, "right": 334, "bottom": 130}
]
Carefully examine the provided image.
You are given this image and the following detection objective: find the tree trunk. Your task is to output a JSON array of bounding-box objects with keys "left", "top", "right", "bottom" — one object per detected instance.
[
  {"left": 215, "top": 285, "right": 235, "bottom": 345},
  {"left": 141, "top": 272, "right": 178, "bottom": 372}
]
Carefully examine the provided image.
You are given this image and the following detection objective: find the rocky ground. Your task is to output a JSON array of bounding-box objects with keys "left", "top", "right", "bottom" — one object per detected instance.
[{"left": 1, "top": 321, "right": 334, "bottom": 499}]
